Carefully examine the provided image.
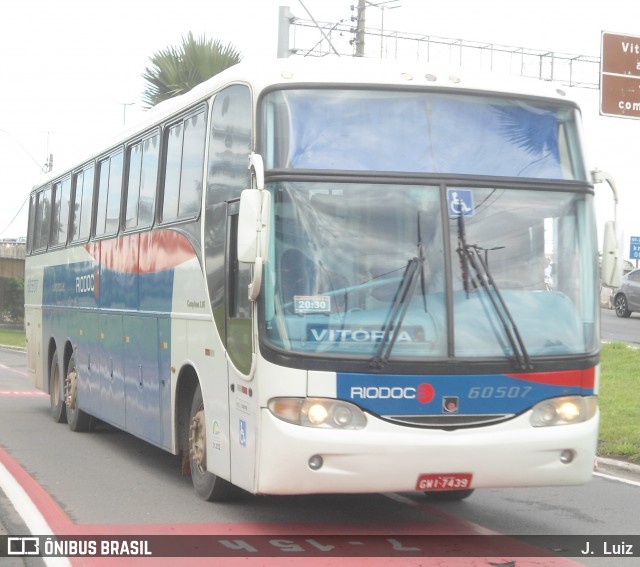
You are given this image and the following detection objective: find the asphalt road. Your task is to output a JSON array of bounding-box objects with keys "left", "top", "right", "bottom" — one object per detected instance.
[
  {"left": 1, "top": 318, "right": 639, "bottom": 567},
  {"left": 601, "top": 306, "right": 640, "bottom": 347}
]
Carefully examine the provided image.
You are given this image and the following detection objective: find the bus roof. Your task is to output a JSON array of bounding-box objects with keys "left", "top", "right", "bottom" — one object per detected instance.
[
  {"left": 156, "top": 56, "right": 576, "bottom": 116},
  {"left": 33, "top": 57, "right": 578, "bottom": 190}
]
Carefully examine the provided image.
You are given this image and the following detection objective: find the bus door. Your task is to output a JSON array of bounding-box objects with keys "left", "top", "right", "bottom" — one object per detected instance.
[{"left": 225, "top": 200, "right": 257, "bottom": 491}]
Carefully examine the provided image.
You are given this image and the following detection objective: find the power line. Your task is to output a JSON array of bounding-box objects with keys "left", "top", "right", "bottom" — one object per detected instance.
[
  {"left": 287, "top": 16, "right": 599, "bottom": 88},
  {"left": 0, "top": 129, "right": 51, "bottom": 173},
  {"left": 0, "top": 129, "right": 51, "bottom": 237},
  {"left": 0, "top": 196, "right": 29, "bottom": 237}
]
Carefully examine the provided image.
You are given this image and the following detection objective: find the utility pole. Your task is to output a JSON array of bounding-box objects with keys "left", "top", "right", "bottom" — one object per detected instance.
[
  {"left": 355, "top": 0, "right": 366, "bottom": 56},
  {"left": 277, "top": 5, "right": 293, "bottom": 57}
]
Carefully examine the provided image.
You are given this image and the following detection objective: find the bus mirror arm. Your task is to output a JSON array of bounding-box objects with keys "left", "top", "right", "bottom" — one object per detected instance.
[
  {"left": 248, "top": 257, "right": 263, "bottom": 301},
  {"left": 249, "top": 153, "right": 264, "bottom": 191}
]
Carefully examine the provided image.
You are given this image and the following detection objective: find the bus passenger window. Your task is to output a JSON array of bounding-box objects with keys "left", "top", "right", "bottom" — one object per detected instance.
[
  {"left": 50, "top": 177, "right": 71, "bottom": 246},
  {"left": 95, "top": 151, "right": 123, "bottom": 237},
  {"left": 161, "top": 109, "right": 206, "bottom": 223},
  {"left": 207, "top": 85, "right": 251, "bottom": 205},
  {"left": 126, "top": 133, "right": 159, "bottom": 230},
  {"left": 33, "top": 187, "right": 51, "bottom": 251},
  {"left": 26, "top": 194, "right": 36, "bottom": 254},
  {"left": 70, "top": 165, "right": 94, "bottom": 242}
]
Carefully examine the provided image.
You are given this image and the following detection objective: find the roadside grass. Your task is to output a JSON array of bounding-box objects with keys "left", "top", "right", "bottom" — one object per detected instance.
[
  {"left": 0, "top": 329, "right": 636, "bottom": 463},
  {"left": 598, "top": 342, "right": 640, "bottom": 464},
  {"left": 0, "top": 328, "right": 26, "bottom": 349}
]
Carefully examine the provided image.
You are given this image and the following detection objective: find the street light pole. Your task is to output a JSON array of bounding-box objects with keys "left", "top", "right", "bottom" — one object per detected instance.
[{"left": 121, "top": 102, "right": 135, "bottom": 126}]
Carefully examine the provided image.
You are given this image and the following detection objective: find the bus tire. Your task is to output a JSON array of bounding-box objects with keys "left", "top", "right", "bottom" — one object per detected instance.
[
  {"left": 65, "top": 352, "right": 93, "bottom": 432},
  {"left": 189, "top": 384, "right": 239, "bottom": 501},
  {"left": 49, "top": 349, "right": 67, "bottom": 424},
  {"left": 423, "top": 489, "right": 475, "bottom": 501}
]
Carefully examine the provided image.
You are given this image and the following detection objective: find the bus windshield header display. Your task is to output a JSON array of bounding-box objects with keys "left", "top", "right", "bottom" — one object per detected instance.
[{"left": 262, "top": 89, "right": 586, "bottom": 180}]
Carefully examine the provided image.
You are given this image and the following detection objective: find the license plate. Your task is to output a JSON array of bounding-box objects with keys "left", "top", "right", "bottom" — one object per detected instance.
[{"left": 416, "top": 473, "right": 473, "bottom": 491}]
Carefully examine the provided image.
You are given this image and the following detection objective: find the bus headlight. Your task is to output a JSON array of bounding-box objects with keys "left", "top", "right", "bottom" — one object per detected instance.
[
  {"left": 530, "top": 396, "right": 597, "bottom": 427},
  {"left": 268, "top": 398, "right": 367, "bottom": 429}
]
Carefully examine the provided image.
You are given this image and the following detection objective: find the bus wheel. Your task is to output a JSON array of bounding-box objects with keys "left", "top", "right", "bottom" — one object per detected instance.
[
  {"left": 49, "top": 350, "right": 67, "bottom": 423},
  {"left": 423, "top": 489, "right": 475, "bottom": 501},
  {"left": 188, "top": 385, "right": 239, "bottom": 501},
  {"left": 65, "top": 353, "right": 92, "bottom": 432}
]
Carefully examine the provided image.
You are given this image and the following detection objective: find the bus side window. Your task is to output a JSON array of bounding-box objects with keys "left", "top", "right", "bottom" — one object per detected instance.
[
  {"left": 204, "top": 86, "right": 252, "bottom": 348},
  {"left": 33, "top": 187, "right": 52, "bottom": 251},
  {"left": 50, "top": 177, "right": 71, "bottom": 247},
  {"left": 161, "top": 109, "right": 206, "bottom": 223},
  {"left": 125, "top": 132, "right": 160, "bottom": 230},
  {"left": 26, "top": 194, "right": 36, "bottom": 254},
  {"left": 207, "top": 85, "right": 251, "bottom": 204},
  {"left": 95, "top": 150, "right": 123, "bottom": 237},
  {"left": 70, "top": 164, "right": 95, "bottom": 243}
]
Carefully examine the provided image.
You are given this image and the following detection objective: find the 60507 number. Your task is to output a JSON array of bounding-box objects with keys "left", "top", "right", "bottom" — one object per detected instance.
[{"left": 468, "top": 386, "right": 532, "bottom": 399}]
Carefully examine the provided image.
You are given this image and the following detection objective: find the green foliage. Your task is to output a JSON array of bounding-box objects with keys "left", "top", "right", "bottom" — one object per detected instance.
[
  {"left": 142, "top": 32, "right": 242, "bottom": 107},
  {"left": 598, "top": 342, "right": 640, "bottom": 463},
  {"left": 0, "top": 277, "right": 24, "bottom": 322}
]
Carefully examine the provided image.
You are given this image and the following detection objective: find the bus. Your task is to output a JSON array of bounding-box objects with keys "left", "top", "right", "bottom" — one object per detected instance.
[{"left": 25, "top": 58, "right": 603, "bottom": 501}]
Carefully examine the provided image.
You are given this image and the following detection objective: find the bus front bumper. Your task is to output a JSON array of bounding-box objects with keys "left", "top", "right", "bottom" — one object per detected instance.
[{"left": 255, "top": 408, "right": 599, "bottom": 495}]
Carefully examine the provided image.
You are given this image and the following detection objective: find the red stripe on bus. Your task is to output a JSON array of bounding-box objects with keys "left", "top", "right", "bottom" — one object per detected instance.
[
  {"left": 506, "top": 367, "right": 595, "bottom": 389},
  {"left": 85, "top": 230, "right": 196, "bottom": 275}
]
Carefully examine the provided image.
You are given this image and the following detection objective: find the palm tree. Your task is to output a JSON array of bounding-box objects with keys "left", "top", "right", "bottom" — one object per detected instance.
[{"left": 142, "top": 33, "right": 242, "bottom": 107}]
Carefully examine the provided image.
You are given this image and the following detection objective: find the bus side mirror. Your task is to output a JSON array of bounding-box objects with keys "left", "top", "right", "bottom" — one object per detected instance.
[
  {"left": 602, "top": 220, "right": 622, "bottom": 288},
  {"left": 237, "top": 189, "right": 261, "bottom": 263},
  {"left": 237, "top": 189, "right": 271, "bottom": 300},
  {"left": 238, "top": 153, "right": 269, "bottom": 263}
]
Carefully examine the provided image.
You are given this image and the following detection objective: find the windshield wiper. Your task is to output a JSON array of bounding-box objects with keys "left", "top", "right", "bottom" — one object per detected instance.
[
  {"left": 370, "top": 257, "right": 421, "bottom": 369},
  {"left": 370, "top": 214, "right": 428, "bottom": 370},
  {"left": 456, "top": 212, "right": 532, "bottom": 371}
]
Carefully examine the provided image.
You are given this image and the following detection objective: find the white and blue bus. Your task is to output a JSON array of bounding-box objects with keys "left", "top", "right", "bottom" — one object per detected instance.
[{"left": 25, "top": 58, "right": 601, "bottom": 501}]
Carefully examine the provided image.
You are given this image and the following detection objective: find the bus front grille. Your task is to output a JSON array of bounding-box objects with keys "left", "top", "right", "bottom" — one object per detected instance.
[{"left": 383, "top": 413, "right": 514, "bottom": 429}]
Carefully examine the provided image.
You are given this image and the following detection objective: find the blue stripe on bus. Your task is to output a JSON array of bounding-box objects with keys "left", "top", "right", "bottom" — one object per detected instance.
[
  {"left": 336, "top": 371, "right": 594, "bottom": 416},
  {"left": 42, "top": 262, "right": 175, "bottom": 311}
]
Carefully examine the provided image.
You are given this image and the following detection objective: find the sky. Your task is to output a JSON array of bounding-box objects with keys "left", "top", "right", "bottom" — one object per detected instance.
[{"left": 1, "top": 0, "right": 640, "bottom": 258}]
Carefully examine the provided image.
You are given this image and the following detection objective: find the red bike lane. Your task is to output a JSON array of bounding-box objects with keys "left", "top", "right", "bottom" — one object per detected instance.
[{"left": 0, "top": 440, "right": 589, "bottom": 567}]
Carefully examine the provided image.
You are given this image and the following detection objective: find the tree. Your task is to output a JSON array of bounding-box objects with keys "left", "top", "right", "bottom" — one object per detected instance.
[
  {"left": 142, "top": 33, "right": 242, "bottom": 107},
  {"left": 0, "top": 277, "right": 24, "bottom": 322}
]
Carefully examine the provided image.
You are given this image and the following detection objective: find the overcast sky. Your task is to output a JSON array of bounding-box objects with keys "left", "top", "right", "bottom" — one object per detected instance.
[{"left": 1, "top": 0, "right": 639, "bottom": 253}]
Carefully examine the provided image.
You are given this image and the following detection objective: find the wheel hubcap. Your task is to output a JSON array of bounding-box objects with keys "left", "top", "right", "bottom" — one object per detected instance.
[
  {"left": 65, "top": 369, "right": 78, "bottom": 410},
  {"left": 189, "top": 407, "right": 207, "bottom": 471},
  {"left": 52, "top": 366, "right": 60, "bottom": 406}
]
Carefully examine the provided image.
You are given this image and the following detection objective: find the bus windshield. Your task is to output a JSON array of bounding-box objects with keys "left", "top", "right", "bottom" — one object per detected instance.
[
  {"left": 262, "top": 182, "right": 598, "bottom": 364},
  {"left": 261, "top": 89, "right": 587, "bottom": 180}
]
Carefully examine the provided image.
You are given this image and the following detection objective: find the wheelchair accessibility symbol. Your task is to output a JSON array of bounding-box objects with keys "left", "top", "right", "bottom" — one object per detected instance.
[
  {"left": 239, "top": 419, "right": 247, "bottom": 447},
  {"left": 447, "top": 189, "right": 475, "bottom": 218}
]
